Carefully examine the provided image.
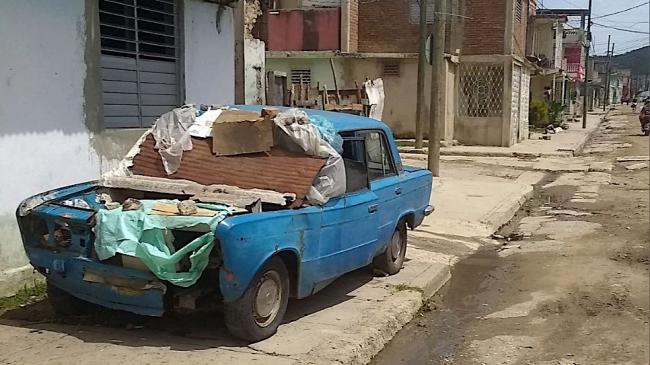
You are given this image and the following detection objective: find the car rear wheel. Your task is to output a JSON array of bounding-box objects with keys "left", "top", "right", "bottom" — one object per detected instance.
[
  {"left": 47, "top": 282, "right": 91, "bottom": 316},
  {"left": 224, "top": 257, "right": 289, "bottom": 342},
  {"left": 373, "top": 221, "right": 407, "bottom": 275}
]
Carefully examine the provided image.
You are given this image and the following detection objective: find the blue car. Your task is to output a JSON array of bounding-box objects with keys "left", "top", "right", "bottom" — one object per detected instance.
[{"left": 16, "top": 108, "right": 433, "bottom": 342}]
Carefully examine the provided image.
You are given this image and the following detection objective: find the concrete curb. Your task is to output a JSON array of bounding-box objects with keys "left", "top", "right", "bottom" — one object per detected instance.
[
  {"left": 300, "top": 263, "right": 451, "bottom": 365},
  {"left": 0, "top": 265, "right": 43, "bottom": 297},
  {"left": 573, "top": 114, "right": 607, "bottom": 156},
  {"left": 480, "top": 184, "right": 534, "bottom": 233}
]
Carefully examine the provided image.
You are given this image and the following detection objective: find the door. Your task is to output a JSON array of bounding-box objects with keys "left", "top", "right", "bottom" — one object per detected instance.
[
  {"left": 359, "top": 130, "right": 401, "bottom": 250},
  {"left": 305, "top": 137, "right": 379, "bottom": 293}
]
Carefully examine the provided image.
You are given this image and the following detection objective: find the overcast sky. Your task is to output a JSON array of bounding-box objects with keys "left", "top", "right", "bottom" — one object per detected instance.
[{"left": 540, "top": 0, "right": 650, "bottom": 56}]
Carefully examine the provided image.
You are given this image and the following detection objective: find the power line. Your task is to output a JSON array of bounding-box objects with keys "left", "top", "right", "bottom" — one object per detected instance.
[
  {"left": 593, "top": 36, "right": 649, "bottom": 46},
  {"left": 592, "top": 22, "right": 650, "bottom": 35},
  {"left": 592, "top": 2, "right": 649, "bottom": 19}
]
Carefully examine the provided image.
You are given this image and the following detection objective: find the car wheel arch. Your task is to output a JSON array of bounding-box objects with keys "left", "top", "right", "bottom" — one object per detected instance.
[
  {"left": 274, "top": 249, "right": 300, "bottom": 298},
  {"left": 401, "top": 212, "right": 416, "bottom": 230}
]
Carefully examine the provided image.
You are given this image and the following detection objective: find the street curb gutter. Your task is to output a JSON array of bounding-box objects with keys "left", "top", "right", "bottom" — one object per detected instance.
[
  {"left": 481, "top": 184, "right": 535, "bottom": 234},
  {"left": 301, "top": 264, "right": 451, "bottom": 365},
  {"left": 573, "top": 114, "right": 607, "bottom": 156}
]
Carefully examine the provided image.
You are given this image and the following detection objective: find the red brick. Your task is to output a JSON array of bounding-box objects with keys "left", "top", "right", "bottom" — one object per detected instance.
[{"left": 357, "top": 0, "right": 420, "bottom": 53}]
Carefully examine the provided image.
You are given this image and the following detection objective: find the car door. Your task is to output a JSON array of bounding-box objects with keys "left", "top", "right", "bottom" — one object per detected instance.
[
  {"left": 360, "top": 130, "right": 402, "bottom": 251},
  {"left": 305, "top": 136, "right": 379, "bottom": 293}
]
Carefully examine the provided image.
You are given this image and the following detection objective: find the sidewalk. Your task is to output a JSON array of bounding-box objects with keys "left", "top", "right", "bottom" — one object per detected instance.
[
  {"left": 0, "top": 156, "right": 542, "bottom": 365},
  {"left": 398, "top": 113, "right": 602, "bottom": 158}
]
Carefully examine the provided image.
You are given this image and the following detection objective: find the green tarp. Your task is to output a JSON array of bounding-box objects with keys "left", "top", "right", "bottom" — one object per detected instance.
[{"left": 94, "top": 200, "right": 231, "bottom": 287}]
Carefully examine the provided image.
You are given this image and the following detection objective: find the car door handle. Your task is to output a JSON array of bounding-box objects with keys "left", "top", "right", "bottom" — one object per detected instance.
[
  {"left": 395, "top": 187, "right": 402, "bottom": 195},
  {"left": 368, "top": 204, "right": 379, "bottom": 213}
]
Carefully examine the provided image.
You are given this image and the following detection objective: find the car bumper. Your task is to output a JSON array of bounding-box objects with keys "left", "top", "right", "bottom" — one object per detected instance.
[{"left": 27, "top": 247, "right": 166, "bottom": 316}]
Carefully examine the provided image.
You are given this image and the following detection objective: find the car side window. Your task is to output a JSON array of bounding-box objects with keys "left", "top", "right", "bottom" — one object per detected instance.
[
  {"left": 341, "top": 138, "right": 370, "bottom": 193},
  {"left": 362, "top": 131, "right": 396, "bottom": 181}
]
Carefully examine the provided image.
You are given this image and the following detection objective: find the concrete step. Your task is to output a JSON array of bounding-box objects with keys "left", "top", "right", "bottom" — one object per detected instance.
[{"left": 396, "top": 139, "right": 429, "bottom": 148}]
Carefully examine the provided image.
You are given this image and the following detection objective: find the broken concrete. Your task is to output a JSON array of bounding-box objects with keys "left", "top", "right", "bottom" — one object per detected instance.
[
  {"left": 617, "top": 156, "right": 650, "bottom": 162},
  {"left": 625, "top": 162, "right": 648, "bottom": 171}
]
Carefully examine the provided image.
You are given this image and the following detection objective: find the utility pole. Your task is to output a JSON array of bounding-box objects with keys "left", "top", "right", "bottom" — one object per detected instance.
[
  {"left": 581, "top": 0, "right": 592, "bottom": 129},
  {"left": 603, "top": 35, "right": 611, "bottom": 112},
  {"left": 606, "top": 42, "right": 615, "bottom": 108},
  {"left": 415, "top": 0, "right": 428, "bottom": 149},
  {"left": 427, "top": 0, "right": 446, "bottom": 176}
]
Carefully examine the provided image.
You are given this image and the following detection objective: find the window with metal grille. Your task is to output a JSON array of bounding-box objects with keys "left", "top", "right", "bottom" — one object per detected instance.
[
  {"left": 458, "top": 63, "right": 504, "bottom": 118},
  {"left": 290, "top": 69, "right": 312, "bottom": 85},
  {"left": 515, "top": 0, "right": 523, "bottom": 23},
  {"left": 383, "top": 63, "right": 400, "bottom": 77},
  {"left": 99, "top": 0, "right": 180, "bottom": 128}
]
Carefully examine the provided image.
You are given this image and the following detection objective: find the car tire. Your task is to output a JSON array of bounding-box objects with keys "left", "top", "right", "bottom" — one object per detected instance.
[
  {"left": 373, "top": 220, "right": 407, "bottom": 275},
  {"left": 47, "top": 282, "right": 90, "bottom": 316},
  {"left": 224, "top": 256, "right": 290, "bottom": 342}
]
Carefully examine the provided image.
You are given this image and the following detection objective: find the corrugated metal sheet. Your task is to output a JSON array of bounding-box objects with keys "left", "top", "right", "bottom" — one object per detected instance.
[{"left": 130, "top": 135, "right": 326, "bottom": 201}]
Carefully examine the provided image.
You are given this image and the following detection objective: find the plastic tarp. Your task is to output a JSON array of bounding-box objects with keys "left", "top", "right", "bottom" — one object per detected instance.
[
  {"left": 152, "top": 105, "right": 196, "bottom": 175},
  {"left": 188, "top": 108, "right": 223, "bottom": 138},
  {"left": 364, "top": 78, "right": 385, "bottom": 121},
  {"left": 310, "top": 115, "right": 344, "bottom": 153},
  {"left": 94, "top": 200, "right": 231, "bottom": 287},
  {"left": 274, "top": 109, "right": 346, "bottom": 205}
]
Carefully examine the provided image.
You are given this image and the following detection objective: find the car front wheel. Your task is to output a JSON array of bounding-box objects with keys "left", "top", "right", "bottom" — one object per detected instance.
[
  {"left": 373, "top": 221, "right": 407, "bottom": 275},
  {"left": 224, "top": 256, "right": 290, "bottom": 342}
]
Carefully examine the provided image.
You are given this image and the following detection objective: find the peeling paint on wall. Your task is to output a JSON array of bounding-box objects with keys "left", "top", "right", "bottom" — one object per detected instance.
[{"left": 245, "top": 38, "right": 266, "bottom": 104}]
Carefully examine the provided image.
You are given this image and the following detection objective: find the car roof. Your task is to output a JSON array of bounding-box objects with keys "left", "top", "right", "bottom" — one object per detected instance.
[{"left": 231, "top": 105, "right": 390, "bottom": 133}]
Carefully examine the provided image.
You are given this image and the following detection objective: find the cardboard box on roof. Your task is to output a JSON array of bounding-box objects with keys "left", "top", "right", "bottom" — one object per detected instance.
[{"left": 212, "top": 110, "right": 274, "bottom": 156}]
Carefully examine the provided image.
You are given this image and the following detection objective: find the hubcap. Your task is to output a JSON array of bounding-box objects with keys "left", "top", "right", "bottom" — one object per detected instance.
[
  {"left": 390, "top": 230, "right": 402, "bottom": 261},
  {"left": 254, "top": 270, "right": 282, "bottom": 327}
]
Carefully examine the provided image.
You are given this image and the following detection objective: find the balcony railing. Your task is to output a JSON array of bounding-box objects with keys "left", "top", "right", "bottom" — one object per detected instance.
[{"left": 566, "top": 63, "right": 584, "bottom": 81}]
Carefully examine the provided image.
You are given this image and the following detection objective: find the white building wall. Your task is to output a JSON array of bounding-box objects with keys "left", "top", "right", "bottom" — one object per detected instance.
[
  {"left": 0, "top": 0, "right": 101, "bottom": 292},
  {"left": 0, "top": 0, "right": 237, "bottom": 296},
  {"left": 183, "top": 0, "right": 236, "bottom": 105}
]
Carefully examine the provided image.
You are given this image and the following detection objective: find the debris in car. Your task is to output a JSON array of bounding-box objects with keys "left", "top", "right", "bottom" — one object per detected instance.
[
  {"left": 130, "top": 134, "right": 326, "bottom": 205},
  {"left": 177, "top": 200, "right": 198, "bottom": 216},
  {"left": 149, "top": 202, "right": 217, "bottom": 217},
  {"left": 122, "top": 198, "right": 142, "bottom": 211},
  {"left": 211, "top": 110, "right": 274, "bottom": 156},
  {"left": 94, "top": 199, "right": 231, "bottom": 287}
]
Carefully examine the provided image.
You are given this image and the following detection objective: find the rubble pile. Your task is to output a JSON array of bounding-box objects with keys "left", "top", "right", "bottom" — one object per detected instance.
[{"left": 92, "top": 105, "right": 346, "bottom": 285}]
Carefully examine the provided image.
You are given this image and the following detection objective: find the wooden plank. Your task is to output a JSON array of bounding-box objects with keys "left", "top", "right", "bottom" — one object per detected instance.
[{"left": 149, "top": 202, "right": 218, "bottom": 217}]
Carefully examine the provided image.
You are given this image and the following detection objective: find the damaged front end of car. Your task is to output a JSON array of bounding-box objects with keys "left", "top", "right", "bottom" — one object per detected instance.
[{"left": 16, "top": 182, "right": 169, "bottom": 316}]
